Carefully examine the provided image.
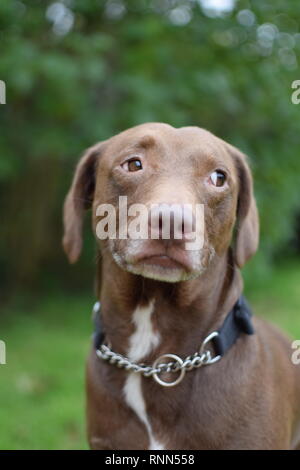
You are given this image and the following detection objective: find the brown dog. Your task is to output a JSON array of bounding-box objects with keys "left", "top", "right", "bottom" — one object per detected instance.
[{"left": 63, "top": 123, "right": 300, "bottom": 449}]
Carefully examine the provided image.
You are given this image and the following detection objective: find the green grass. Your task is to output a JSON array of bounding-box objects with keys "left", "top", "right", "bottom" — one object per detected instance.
[
  {"left": 0, "top": 260, "right": 299, "bottom": 449},
  {"left": 245, "top": 259, "right": 300, "bottom": 339},
  {"left": 0, "top": 294, "right": 92, "bottom": 450}
]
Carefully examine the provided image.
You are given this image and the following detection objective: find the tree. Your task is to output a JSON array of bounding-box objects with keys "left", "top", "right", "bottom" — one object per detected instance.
[{"left": 0, "top": 0, "right": 299, "bottom": 290}]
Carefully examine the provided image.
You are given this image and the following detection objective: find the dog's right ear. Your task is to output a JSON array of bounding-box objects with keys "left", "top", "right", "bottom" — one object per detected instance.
[{"left": 63, "top": 142, "right": 105, "bottom": 263}]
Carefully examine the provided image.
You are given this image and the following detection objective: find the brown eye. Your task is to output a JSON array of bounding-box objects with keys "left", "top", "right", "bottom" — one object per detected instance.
[
  {"left": 122, "top": 158, "right": 143, "bottom": 172},
  {"left": 210, "top": 170, "right": 226, "bottom": 187}
]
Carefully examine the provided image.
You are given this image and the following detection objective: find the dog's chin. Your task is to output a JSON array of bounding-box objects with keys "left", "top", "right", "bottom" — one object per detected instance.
[
  {"left": 112, "top": 252, "right": 205, "bottom": 283},
  {"left": 126, "top": 262, "right": 200, "bottom": 283}
]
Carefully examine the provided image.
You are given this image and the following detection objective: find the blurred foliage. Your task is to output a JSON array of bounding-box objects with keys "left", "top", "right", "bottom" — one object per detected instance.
[{"left": 0, "top": 0, "right": 300, "bottom": 293}]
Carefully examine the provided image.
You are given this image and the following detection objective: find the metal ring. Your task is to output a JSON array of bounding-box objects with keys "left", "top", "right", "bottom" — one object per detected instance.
[
  {"left": 152, "top": 354, "right": 185, "bottom": 387},
  {"left": 199, "top": 331, "right": 221, "bottom": 364}
]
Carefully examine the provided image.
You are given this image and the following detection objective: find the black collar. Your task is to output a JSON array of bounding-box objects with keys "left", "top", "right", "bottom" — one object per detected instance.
[
  {"left": 92, "top": 295, "right": 254, "bottom": 358},
  {"left": 212, "top": 295, "right": 254, "bottom": 356}
]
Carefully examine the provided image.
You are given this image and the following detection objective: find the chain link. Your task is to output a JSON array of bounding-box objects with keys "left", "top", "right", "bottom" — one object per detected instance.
[
  {"left": 96, "top": 342, "right": 216, "bottom": 380},
  {"left": 93, "top": 301, "right": 222, "bottom": 386}
]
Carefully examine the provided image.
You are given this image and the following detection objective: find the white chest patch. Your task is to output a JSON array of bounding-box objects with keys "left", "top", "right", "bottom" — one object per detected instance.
[{"left": 123, "top": 300, "right": 165, "bottom": 450}]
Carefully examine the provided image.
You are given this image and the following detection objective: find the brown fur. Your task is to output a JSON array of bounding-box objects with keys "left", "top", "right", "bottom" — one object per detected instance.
[{"left": 63, "top": 123, "right": 300, "bottom": 449}]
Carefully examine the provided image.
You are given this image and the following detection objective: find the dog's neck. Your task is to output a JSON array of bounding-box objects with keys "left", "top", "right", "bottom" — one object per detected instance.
[{"left": 96, "top": 250, "right": 243, "bottom": 360}]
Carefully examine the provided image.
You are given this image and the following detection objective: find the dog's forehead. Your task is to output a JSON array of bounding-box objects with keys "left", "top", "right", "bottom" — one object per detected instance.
[{"left": 102, "top": 123, "right": 234, "bottom": 167}]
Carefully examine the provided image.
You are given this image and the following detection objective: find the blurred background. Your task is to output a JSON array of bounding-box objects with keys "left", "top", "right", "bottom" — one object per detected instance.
[{"left": 0, "top": 0, "right": 300, "bottom": 449}]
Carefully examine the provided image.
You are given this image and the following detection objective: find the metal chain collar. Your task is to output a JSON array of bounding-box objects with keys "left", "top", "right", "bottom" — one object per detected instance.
[{"left": 96, "top": 331, "right": 221, "bottom": 387}]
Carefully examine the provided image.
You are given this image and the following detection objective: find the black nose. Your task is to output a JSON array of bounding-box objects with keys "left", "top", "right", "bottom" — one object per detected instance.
[{"left": 148, "top": 204, "right": 195, "bottom": 242}]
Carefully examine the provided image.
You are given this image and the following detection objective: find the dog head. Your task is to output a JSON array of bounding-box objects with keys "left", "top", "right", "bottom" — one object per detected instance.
[{"left": 63, "top": 123, "right": 259, "bottom": 282}]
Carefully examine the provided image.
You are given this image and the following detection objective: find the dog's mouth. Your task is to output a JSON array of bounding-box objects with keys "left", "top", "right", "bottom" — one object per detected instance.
[
  {"left": 137, "top": 254, "right": 184, "bottom": 270},
  {"left": 133, "top": 251, "right": 191, "bottom": 271},
  {"left": 110, "top": 239, "right": 212, "bottom": 283},
  {"left": 121, "top": 243, "right": 205, "bottom": 282}
]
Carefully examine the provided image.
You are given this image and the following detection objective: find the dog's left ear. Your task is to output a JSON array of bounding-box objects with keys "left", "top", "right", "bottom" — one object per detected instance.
[
  {"left": 227, "top": 143, "right": 259, "bottom": 268},
  {"left": 63, "top": 142, "right": 105, "bottom": 263}
]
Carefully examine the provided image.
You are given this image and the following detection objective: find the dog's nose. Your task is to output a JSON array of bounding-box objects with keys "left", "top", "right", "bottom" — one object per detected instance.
[{"left": 148, "top": 204, "right": 195, "bottom": 242}]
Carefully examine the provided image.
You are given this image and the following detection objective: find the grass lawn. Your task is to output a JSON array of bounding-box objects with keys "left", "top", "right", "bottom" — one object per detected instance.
[
  {"left": 0, "top": 260, "right": 299, "bottom": 450},
  {"left": 0, "top": 294, "right": 91, "bottom": 450}
]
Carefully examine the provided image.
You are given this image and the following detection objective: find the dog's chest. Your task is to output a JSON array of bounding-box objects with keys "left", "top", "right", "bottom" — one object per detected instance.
[{"left": 123, "top": 301, "right": 165, "bottom": 450}]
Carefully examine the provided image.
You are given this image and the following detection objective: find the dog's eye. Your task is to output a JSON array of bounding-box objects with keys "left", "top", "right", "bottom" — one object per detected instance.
[
  {"left": 122, "top": 158, "right": 143, "bottom": 172},
  {"left": 209, "top": 170, "right": 226, "bottom": 187}
]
